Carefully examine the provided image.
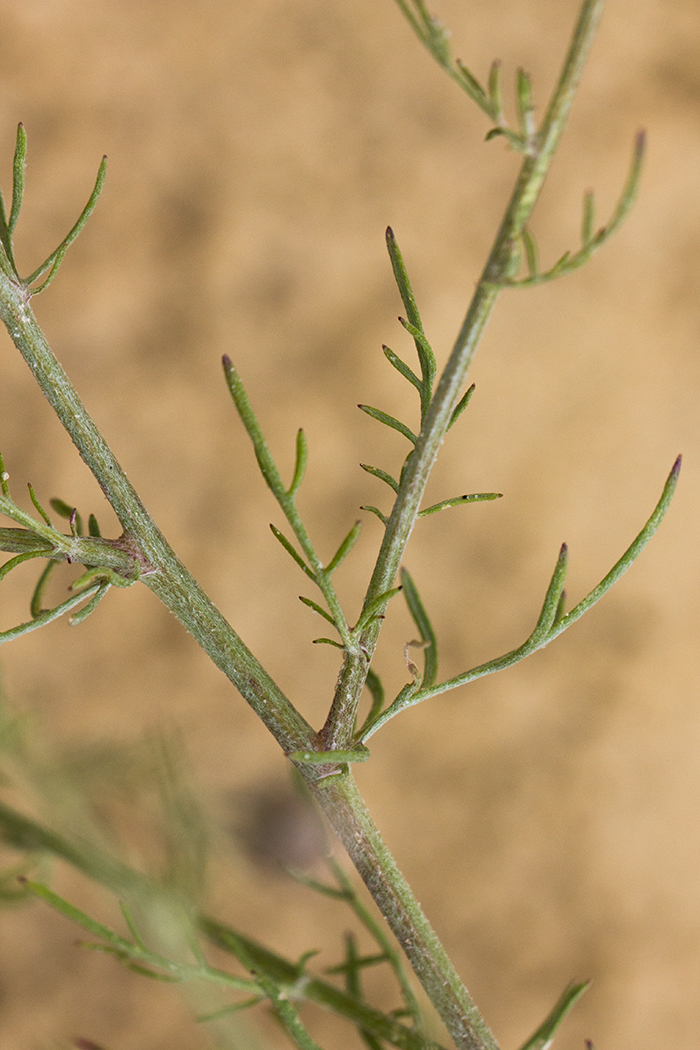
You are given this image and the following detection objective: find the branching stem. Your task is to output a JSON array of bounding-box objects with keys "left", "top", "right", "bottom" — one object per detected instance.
[{"left": 321, "top": 0, "right": 605, "bottom": 754}]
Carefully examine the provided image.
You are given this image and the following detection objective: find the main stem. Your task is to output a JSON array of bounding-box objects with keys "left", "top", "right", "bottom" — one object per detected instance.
[
  {"left": 0, "top": 2, "right": 604, "bottom": 1048},
  {"left": 312, "top": 770, "right": 499, "bottom": 1050}
]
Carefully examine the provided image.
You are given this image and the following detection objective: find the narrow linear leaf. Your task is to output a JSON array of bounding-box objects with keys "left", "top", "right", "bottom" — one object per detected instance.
[
  {"left": 418, "top": 492, "right": 502, "bottom": 517},
  {"left": 487, "top": 60, "right": 503, "bottom": 122},
  {"left": 382, "top": 344, "right": 422, "bottom": 393},
  {"left": 196, "top": 996, "right": 266, "bottom": 1022},
  {"left": 289, "top": 746, "right": 370, "bottom": 765},
  {"left": 603, "top": 129, "right": 646, "bottom": 235},
  {"left": 447, "top": 383, "right": 476, "bottom": 431},
  {"left": 399, "top": 316, "right": 437, "bottom": 399},
  {"left": 286, "top": 868, "right": 346, "bottom": 899},
  {"left": 550, "top": 250, "right": 571, "bottom": 275},
  {"left": 517, "top": 981, "right": 590, "bottom": 1050},
  {"left": 50, "top": 498, "right": 83, "bottom": 536},
  {"left": 312, "top": 637, "right": 344, "bottom": 649},
  {"left": 28, "top": 484, "right": 53, "bottom": 527},
  {"left": 385, "top": 227, "right": 423, "bottom": 333},
  {"left": 327, "top": 951, "right": 387, "bottom": 977},
  {"left": 223, "top": 357, "right": 284, "bottom": 494},
  {"left": 454, "top": 59, "right": 491, "bottom": 114},
  {"left": 552, "top": 588, "right": 567, "bottom": 628},
  {"left": 299, "top": 595, "right": 336, "bottom": 627},
  {"left": 515, "top": 68, "right": 536, "bottom": 141},
  {"left": 364, "top": 668, "right": 385, "bottom": 727},
  {"left": 400, "top": 568, "right": 438, "bottom": 690},
  {"left": 360, "top": 505, "right": 387, "bottom": 525},
  {"left": 581, "top": 189, "right": 595, "bottom": 246},
  {"left": 360, "top": 463, "right": 399, "bottom": 493},
  {"left": 270, "top": 524, "right": 316, "bottom": 581},
  {"left": 288, "top": 428, "right": 308, "bottom": 498},
  {"left": 0, "top": 582, "right": 103, "bottom": 644},
  {"left": 358, "top": 405, "right": 416, "bottom": 445},
  {"left": 23, "top": 879, "right": 135, "bottom": 952},
  {"left": 119, "top": 902, "right": 147, "bottom": 951},
  {"left": 69, "top": 581, "right": 110, "bottom": 625},
  {"left": 326, "top": 520, "right": 362, "bottom": 575},
  {"left": 550, "top": 454, "right": 680, "bottom": 640},
  {"left": 355, "top": 585, "right": 403, "bottom": 631},
  {"left": 0, "top": 185, "right": 10, "bottom": 263},
  {"left": 521, "top": 227, "right": 539, "bottom": 278},
  {"left": 88, "top": 513, "right": 101, "bottom": 537},
  {"left": 49, "top": 497, "right": 76, "bottom": 520},
  {"left": 0, "top": 453, "right": 9, "bottom": 497},
  {"left": 30, "top": 559, "right": 56, "bottom": 617},
  {"left": 9, "top": 123, "right": 27, "bottom": 236},
  {"left": 0, "top": 548, "right": 48, "bottom": 584},
  {"left": 484, "top": 126, "right": 528, "bottom": 153},
  {"left": 25, "top": 155, "right": 108, "bottom": 293},
  {"left": 532, "top": 543, "right": 569, "bottom": 638}
]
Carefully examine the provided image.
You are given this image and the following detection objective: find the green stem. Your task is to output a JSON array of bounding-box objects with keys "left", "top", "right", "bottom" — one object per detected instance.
[
  {"left": 313, "top": 772, "right": 499, "bottom": 1050},
  {"left": 321, "top": 0, "right": 604, "bottom": 752}
]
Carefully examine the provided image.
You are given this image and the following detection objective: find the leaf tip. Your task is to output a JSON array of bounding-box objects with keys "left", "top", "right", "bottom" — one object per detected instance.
[{"left": 672, "top": 453, "right": 682, "bottom": 477}]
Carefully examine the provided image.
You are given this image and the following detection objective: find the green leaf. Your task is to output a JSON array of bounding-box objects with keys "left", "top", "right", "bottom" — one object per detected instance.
[
  {"left": 399, "top": 315, "right": 437, "bottom": 402},
  {"left": 0, "top": 548, "right": 48, "bottom": 585},
  {"left": 299, "top": 595, "right": 336, "bottom": 627},
  {"left": 521, "top": 227, "right": 539, "bottom": 279},
  {"left": 360, "top": 463, "right": 399, "bottom": 493},
  {"left": 400, "top": 569, "right": 438, "bottom": 689},
  {"left": 30, "top": 558, "right": 56, "bottom": 617},
  {"left": 69, "top": 581, "right": 110, "bottom": 625},
  {"left": 25, "top": 155, "right": 108, "bottom": 293},
  {"left": 27, "top": 484, "right": 53, "bottom": 527},
  {"left": 487, "top": 60, "right": 504, "bottom": 122},
  {"left": 358, "top": 404, "right": 416, "bottom": 445},
  {"left": 360, "top": 505, "right": 387, "bottom": 525},
  {"left": 515, "top": 68, "right": 536, "bottom": 142},
  {"left": 196, "top": 995, "right": 266, "bottom": 1022},
  {"left": 517, "top": 981, "right": 590, "bottom": 1050},
  {"left": 382, "top": 344, "right": 422, "bottom": 393},
  {"left": 581, "top": 189, "right": 595, "bottom": 246},
  {"left": 288, "top": 428, "right": 308, "bottom": 498},
  {"left": 355, "top": 586, "right": 403, "bottom": 631},
  {"left": 9, "top": 123, "right": 27, "bottom": 237},
  {"left": 454, "top": 59, "right": 491, "bottom": 115},
  {"left": 289, "top": 745, "right": 370, "bottom": 765},
  {"left": 418, "top": 492, "right": 502, "bottom": 517},
  {"left": 270, "top": 524, "right": 316, "bottom": 580},
  {"left": 50, "top": 498, "right": 83, "bottom": 536},
  {"left": 0, "top": 452, "right": 9, "bottom": 498},
  {"left": 385, "top": 227, "right": 423, "bottom": 334},
  {"left": 447, "top": 383, "right": 476, "bottom": 431},
  {"left": 326, "top": 520, "right": 362, "bottom": 574}
]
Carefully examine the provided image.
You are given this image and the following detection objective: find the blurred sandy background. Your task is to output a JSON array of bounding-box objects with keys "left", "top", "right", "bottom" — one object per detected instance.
[{"left": 0, "top": 0, "right": 698, "bottom": 1047}]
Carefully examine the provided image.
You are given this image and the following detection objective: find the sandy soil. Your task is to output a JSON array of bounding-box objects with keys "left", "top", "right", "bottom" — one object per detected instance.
[{"left": 0, "top": 0, "right": 698, "bottom": 1048}]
